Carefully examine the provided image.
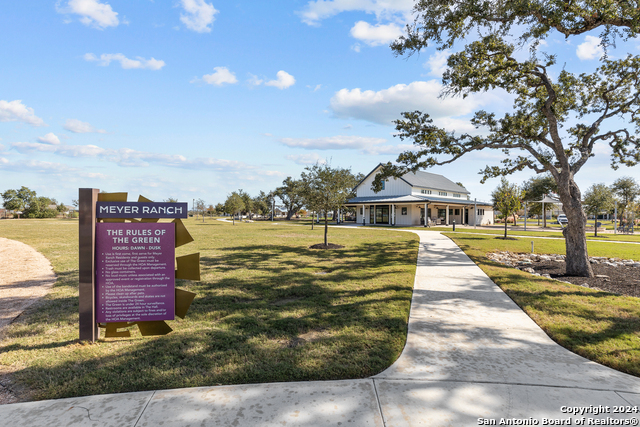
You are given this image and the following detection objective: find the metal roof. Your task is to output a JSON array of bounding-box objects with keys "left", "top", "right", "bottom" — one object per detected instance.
[
  {"left": 356, "top": 163, "right": 470, "bottom": 194},
  {"left": 346, "top": 195, "right": 493, "bottom": 206},
  {"left": 400, "top": 171, "right": 470, "bottom": 194}
]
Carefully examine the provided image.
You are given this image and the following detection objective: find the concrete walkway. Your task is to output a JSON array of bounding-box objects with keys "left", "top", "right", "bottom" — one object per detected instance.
[{"left": 2, "top": 231, "right": 640, "bottom": 426}]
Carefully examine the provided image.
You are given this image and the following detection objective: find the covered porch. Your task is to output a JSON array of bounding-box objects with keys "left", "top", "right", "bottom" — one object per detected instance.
[{"left": 346, "top": 195, "right": 483, "bottom": 227}]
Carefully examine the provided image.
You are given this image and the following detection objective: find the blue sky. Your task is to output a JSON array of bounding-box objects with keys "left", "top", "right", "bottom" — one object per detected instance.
[{"left": 1, "top": 0, "right": 639, "bottom": 206}]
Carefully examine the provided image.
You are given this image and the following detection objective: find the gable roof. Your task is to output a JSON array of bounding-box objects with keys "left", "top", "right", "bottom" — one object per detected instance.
[{"left": 357, "top": 163, "right": 470, "bottom": 194}]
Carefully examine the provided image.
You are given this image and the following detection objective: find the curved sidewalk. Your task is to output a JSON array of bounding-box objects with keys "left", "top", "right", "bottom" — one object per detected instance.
[{"left": 2, "top": 230, "right": 640, "bottom": 426}]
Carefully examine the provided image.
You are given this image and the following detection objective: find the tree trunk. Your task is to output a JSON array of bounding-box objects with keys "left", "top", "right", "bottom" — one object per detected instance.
[
  {"left": 286, "top": 210, "right": 295, "bottom": 220},
  {"left": 558, "top": 177, "right": 593, "bottom": 277},
  {"left": 311, "top": 212, "right": 314, "bottom": 230},
  {"left": 504, "top": 217, "right": 508, "bottom": 238},
  {"left": 324, "top": 212, "right": 328, "bottom": 246}
]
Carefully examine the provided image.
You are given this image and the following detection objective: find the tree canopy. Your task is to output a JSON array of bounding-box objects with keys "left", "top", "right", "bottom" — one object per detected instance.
[
  {"left": 275, "top": 177, "right": 306, "bottom": 220},
  {"left": 611, "top": 176, "right": 640, "bottom": 222},
  {"left": 1, "top": 187, "right": 58, "bottom": 218},
  {"left": 393, "top": 0, "right": 640, "bottom": 54},
  {"left": 373, "top": 0, "right": 640, "bottom": 277}
]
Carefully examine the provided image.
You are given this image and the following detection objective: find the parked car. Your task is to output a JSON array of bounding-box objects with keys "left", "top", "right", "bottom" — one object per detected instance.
[{"left": 557, "top": 214, "right": 568, "bottom": 225}]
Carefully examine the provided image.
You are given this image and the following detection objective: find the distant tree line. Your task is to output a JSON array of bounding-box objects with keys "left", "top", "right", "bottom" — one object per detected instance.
[{"left": 1, "top": 186, "right": 67, "bottom": 218}]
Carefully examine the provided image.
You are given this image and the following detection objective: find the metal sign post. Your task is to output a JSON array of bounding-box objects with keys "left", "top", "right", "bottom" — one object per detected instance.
[{"left": 79, "top": 188, "right": 99, "bottom": 342}]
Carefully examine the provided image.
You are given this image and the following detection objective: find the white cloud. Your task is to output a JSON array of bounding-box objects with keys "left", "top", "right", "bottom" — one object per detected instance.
[
  {"left": 0, "top": 157, "right": 83, "bottom": 175},
  {"left": 330, "top": 80, "right": 485, "bottom": 125},
  {"left": 279, "top": 135, "right": 386, "bottom": 150},
  {"left": 193, "top": 67, "right": 238, "bottom": 86},
  {"left": 360, "top": 143, "right": 416, "bottom": 155},
  {"left": 351, "top": 43, "right": 361, "bottom": 53},
  {"left": 247, "top": 74, "right": 264, "bottom": 86},
  {"left": 0, "top": 100, "right": 47, "bottom": 127},
  {"left": 63, "top": 119, "right": 107, "bottom": 134},
  {"left": 576, "top": 36, "right": 604, "bottom": 60},
  {"left": 286, "top": 153, "right": 327, "bottom": 165},
  {"left": 350, "top": 21, "right": 403, "bottom": 46},
  {"left": 424, "top": 49, "right": 451, "bottom": 77},
  {"left": 10, "top": 141, "right": 250, "bottom": 171},
  {"left": 57, "top": 0, "right": 119, "bottom": 29},
  {"left": 298, "top": 0, "right": 414, "bottom": 26},
  {"left": 37, "top": 133, "right": 61, "bottom": 145},
  {"left": 265, "top": 71, "right": 296, "bottom": 89},
  {"left": 84, "top": 53, "right": 165, "bottom": 70},
  {"left": 180, "top": 0, "right": 218, "bottom": 33},
  {"left": 306, "top": 84, "right": 322, "bottom": 92}
]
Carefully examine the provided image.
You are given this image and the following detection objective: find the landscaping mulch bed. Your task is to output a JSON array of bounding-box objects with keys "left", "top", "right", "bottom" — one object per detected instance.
[
  {"left": 487, "top": 251, "right": 640, "bottom": 297},
  {"left": 532, "top": 261, "right": 640, "bottom": 297}
]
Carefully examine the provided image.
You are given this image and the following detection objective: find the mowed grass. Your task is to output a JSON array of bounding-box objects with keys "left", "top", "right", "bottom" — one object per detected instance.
[
  {"left": 429, "top": 226, "right": 640, "bottom": 243},
  {"left": 0, "top": 218, "right": 418, "bottom": 401},
  {"left": 445, "top": 233, "right": 640, "bottom": 376}
]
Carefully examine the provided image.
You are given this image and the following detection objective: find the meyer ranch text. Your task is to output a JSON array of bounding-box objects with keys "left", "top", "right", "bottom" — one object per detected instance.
[{"left": 95, "top": 202, "right": 188, "bottom": 219}]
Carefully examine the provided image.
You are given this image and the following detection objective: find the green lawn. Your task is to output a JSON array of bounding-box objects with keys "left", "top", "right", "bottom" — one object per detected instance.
[
  {"left": 0, "top": 218, "right": 418, "bottom": 401},
  {"left": 427, "top": 226, "right": 640, "bottom": 243},
  {"left": 444, "top": 232, "right": 640, "bottom": 376},
  {"left": 3, "top": 218, "right": 640, "bottom": 402}
]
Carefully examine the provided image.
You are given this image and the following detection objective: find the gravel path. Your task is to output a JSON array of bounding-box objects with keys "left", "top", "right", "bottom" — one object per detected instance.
[{"left": 0, "top": 237, "right": 56, "bottom": 404}]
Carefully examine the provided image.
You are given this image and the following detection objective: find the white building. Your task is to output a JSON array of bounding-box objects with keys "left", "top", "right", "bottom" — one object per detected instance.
[{"left": 346, "top": 164, "right": 494, "bottom": 226}]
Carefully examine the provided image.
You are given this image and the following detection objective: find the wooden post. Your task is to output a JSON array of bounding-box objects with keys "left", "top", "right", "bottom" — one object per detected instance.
[{"left": 79, "top": 188, "right": 99, "bottom": 342}]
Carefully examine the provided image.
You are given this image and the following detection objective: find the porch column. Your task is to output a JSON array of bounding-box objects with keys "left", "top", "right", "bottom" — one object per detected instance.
[
  {"left": 373, "top": 205, "right": 376, "bottom": 225},
  {"left": 426, "top": 203, "right": 429, "bottom": 226},
  {"left": 446, "top": 205, "right": 450, "bottom": 225},
  {"left": 391, "top": 205, "right": 395, "bottom": 226},
  {"left": 424, "top": 203, "right": 427, "bottom": 227}
]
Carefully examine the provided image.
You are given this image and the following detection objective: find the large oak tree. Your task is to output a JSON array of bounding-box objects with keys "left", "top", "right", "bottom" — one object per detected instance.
[{"left": 374, "top": 1, "right": 640, "bottom": 277}]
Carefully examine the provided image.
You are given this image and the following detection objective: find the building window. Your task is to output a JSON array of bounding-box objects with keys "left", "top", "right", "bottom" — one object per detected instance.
[
  {"left": 438, "top": 208, "right": 446, "bottom": 218},
  {"left": 421, "top": 189, "right": 432, "bottom": 194},
  {"left": 453, "top": 193, "right": 461, "bottom": 198},
  {"left": 449, "top": 208, "right": 454, "bottom": 215},
  {"left": 477, "top": 208, "right": 485, "bottom": 215},
  {"left": 401, "top": 207, "right": 407, "bottom": 215},
  {"left": 439, "top": 191, "right": 447, "bottom": 196},
  {"left": 381, "top": 181, "right": 386, "bottom": 190},
  {"left": 360, "top": 207, "right": 363, "bottom": 215},
  {"left": 455, "top": 209, "right": 460, "bottom": 215}
]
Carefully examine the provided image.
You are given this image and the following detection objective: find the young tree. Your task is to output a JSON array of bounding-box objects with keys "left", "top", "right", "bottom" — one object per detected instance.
[
  {"left": 582, "top": 184, "right": 615, "bottom": 237},
  {"left": 300, "top": 163, "right": 359, "bottom": 247},
  {"left": 214, "top": 202, "right": 225, "bottom": 216},
  {"left": 491, "top": 178, "right": 525, "bottom": 239},
  {"left": 224, "top": 192, "right": 244, "bottom": 225},
  {"left": 252, "top": 191, "right": 270, "bottom": 217},
  {"left": 611, "top": 177, "right": 640, "bottom": 226},
  {"left": 374, "top": 2, "right": 640, "bottom": 277},
  {"left": 194, "top": 198, "right": 206, "bottom": 222},
  {"left": 275, "top": 177, "right": 305, "bottom": 220},
  {"left": 164, "top": 197, "right": 179, "bottom": 203},
  {"left": 521, "top": 174, "right": 558, "bottom": 226}
]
